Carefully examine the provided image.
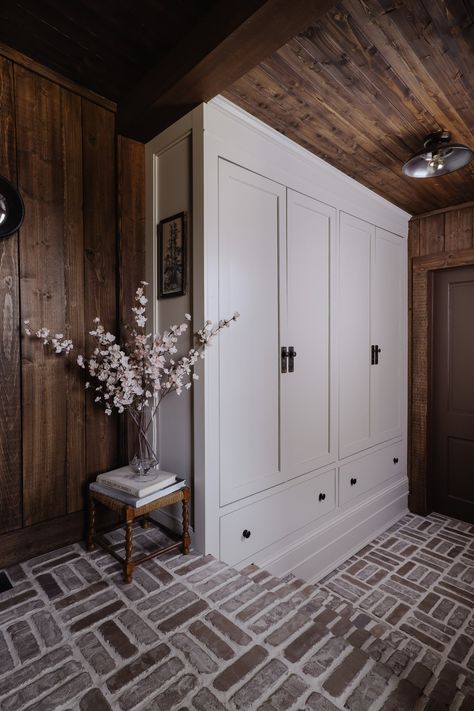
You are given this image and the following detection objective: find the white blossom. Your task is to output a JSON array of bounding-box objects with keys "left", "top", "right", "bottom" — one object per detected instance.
[{"left": 24, "top": 283, "right": 237, "bottom": 423}]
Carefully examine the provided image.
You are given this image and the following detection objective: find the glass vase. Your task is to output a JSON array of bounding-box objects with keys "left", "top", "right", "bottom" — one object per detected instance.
[{"left": 129, "top": 410, "right": 159, "bottom": 481}]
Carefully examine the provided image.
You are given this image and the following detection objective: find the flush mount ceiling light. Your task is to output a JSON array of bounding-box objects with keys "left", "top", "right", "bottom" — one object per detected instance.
[{"left": 402, "top": 131, "right": 474, "bottom": 178}]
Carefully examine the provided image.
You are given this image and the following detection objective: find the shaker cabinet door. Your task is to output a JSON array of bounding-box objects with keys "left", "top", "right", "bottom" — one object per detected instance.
[
  {"left": 339, "top": 212, "right": 373, "bottom": 458},
  {"left": 339, "top": 213, "right": 404, "bottom": 459},
  {"left": 282, "top": 190, "right": 336, "bottom": 476},
  {"left": 218, "top": 159, "right": 286, "bottom": 505},
  {"left": 370, "top": 227, "right": 403, "bottom": 444}
]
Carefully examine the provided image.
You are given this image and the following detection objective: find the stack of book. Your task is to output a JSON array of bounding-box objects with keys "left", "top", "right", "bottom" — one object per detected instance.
[{"left": 90, "top": 466, "right": 186, "bottom": 508}]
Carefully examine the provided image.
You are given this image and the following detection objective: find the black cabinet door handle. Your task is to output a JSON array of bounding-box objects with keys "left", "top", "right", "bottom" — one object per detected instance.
[
  {"left": 288, "top": 346, "right": 297, "bottom": 373},
  {"left": 393, "top": 457, "right": 399, "bottom": 464},
  {"left": 350, "top": 477, "right": 357, "bottom": 486},
  {"left": 281, "top": 347, "right": 289, "bottom": 373},
  {"left": 371, "top": 345, "right": 382, "bottom": 365},
  {"left": 242, "top": 529, "right": 251, "bottom": 539},
  {"left": 318, "top": 492, "right": 326, "bottom": 502}
]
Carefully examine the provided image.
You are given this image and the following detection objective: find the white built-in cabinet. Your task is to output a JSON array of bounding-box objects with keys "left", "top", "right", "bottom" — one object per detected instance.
[
  {"left": 339, "top": 213, "right": 404, "bottom": 458},
  {"left": 147, "top": 97, "right": 410, "bottom": 582},
  {"left": 219, "top": 160, "right": 335, "bottom": 505}
]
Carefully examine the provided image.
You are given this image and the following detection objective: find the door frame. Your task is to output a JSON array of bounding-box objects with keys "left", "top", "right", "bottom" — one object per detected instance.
[{"left": 410, "top": 247, "right": 474, "bottom": 514}]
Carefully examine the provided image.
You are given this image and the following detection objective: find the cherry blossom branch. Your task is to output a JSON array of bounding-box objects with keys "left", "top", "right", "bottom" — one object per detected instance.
[{"left": 24, "top": 281, "right": 239, "bottom": 421}]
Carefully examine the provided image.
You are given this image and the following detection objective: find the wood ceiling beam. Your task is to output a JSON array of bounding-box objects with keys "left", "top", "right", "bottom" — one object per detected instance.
[{"left": 117, "top": 0, "right": 336, "bottom": 142}]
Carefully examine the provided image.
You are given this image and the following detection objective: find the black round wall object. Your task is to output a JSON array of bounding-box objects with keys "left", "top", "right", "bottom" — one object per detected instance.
[{"left": 0, "top": 176, "right": 25, "bottom": 238}]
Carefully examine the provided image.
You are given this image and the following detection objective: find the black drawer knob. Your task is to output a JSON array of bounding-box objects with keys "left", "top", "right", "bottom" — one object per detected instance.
[
  {"left": 350, "top": 477, "right": 357, "bottom": 486},
  {"left": 318, "top": 492, "right": 326, "bottom": 502},
  {"left": 242, "top": 529, "right": 251, "bottom": 539},
  {"left": 393, "top": 457, "right": 399, "bottom": 464}
]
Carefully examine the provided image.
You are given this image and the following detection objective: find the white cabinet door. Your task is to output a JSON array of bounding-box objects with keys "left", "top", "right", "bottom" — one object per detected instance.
[
  {"left": 282, "top": 190, "right": 336, "bottom": 476},
  {"left": 339, "top": 212, "right": 373, "bottom": 458},
  {"left": 218, "top": 159, "right": 286, "bottom": 505},
  {"left": 370, "top": 227, "right": 403, "bottom": 443},
  {"left": 339, "top": 214, "right": 404, "bottom": 459}
]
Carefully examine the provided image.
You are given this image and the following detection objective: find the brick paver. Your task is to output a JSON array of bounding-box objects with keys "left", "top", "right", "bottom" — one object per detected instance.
[{"left": 0, "top": 512, "right": 472, "bottom": 710}]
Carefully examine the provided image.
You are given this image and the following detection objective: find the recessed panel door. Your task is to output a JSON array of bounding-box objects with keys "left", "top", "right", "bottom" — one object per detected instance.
[
  {"left": 432, "top": 267, "right": 474, "bottom": 522},
  {"left": 339, "top": 212, "right": 373, "bottom": 458},
  {"left": 218, "top": 159, "right": 286, "bottom": 505},
  {"left": 370, "top": 228, "right": 403, "bottom": 444},
  {"left": 282, "top": 190, "right": 336, "bottom": 476}
]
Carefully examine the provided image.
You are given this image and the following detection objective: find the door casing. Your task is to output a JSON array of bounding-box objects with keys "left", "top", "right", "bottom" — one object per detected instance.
[{"left": 410, "top": 248, "right": 474, "bottom": 514}]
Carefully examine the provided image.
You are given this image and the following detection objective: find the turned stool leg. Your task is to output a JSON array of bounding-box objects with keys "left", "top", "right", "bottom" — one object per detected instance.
[
  {"left": 141, "top": 515, "right": 150, "bottom": 529},
  {"left": 182, "top": 488, "right": 191, "bottom": 555},
  {"left": 124, "top": 508, "right": 135, "bottom": 583},
  {"left": 87, "top": 495, "right": 96, "bottom": 552}
]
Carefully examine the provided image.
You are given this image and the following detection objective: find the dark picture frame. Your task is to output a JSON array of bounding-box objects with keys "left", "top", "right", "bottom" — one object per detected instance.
[{"left": 157, "top": 211, "right": 187, "bottom": 299}]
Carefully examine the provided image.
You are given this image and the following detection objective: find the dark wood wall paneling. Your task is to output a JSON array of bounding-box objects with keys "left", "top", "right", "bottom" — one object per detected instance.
[
  {"left": 408, "top": 202, "right": 474, "bottom": 515},
  {"left": 0, "top": 56, "right": 21, "bottom": 535},
  {"left": 118, "top": 137, "right": 147, "bottom": 460},
  {"left": 0, "top": 54, "right": 145, "bottom": 566}
]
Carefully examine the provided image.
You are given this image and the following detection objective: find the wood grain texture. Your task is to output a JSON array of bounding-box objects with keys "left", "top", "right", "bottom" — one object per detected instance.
[
  {"left": 0, "top": 56, "right": 22, "bottom": 534},
  {"left": 0, "top": 41, "right": 116, "bottom": 111},
  {"left": 117, "top": 136, "right": 146, "bottom": 460},
  {"left": 82, "top": 99, "right": 119, "bottom": 476},
  {"left": 410, "top": 200, "right": 474, "bottom": 221},
  {"left": 62, "top": 89, "right": 86, "bottom": 514},
  {"left": 0, "top": 0, "right": 216, "bottom": 103},
  {"left": 0, "top": 511, "right": 85, "bottom": 567},
  {"left": 118, "top": 137, "right": 146, "bottom": 337},
  {"left": 16, "top": 66, "right": 69, "bottom": 526},
  {"left": 0, "top": 506, "right": 119, "bottom": 567},
  {"left": 118, "top": 0, "right": 336, "bottom": 140},
  {"left": 419, "top": 214, "right": 445, "bottom": 256},
  {"left": 224, "top": 0, "right": 474, "bottom": 214},
  {"left": 445, "top": 208, "right": 474, "bottom": 252},
  {"left": 0, "top": 50, "right": 138, "bottom": 563},
  {"left": 1, "top": 0, "right": 471, "bottom": 212},
  {"left": 408, "top": 203, "right": 474, "bottom": 515}
]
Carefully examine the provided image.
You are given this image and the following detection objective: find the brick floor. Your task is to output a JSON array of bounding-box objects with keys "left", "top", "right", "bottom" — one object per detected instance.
[{"left": 0, "top": 512, "right": 473, "bottom": 709}]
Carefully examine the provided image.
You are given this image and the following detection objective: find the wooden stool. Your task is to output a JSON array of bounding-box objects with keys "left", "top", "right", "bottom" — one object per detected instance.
[{"left": 87, "top": 486, "right": 191, "bottom": 583}]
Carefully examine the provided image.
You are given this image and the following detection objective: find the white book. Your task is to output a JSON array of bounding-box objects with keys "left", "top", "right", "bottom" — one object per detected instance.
[
  {"left": 97, "top": 466, "right": 177, "bottom": 498},
  {"left": 90, "top": 478, "right": 186, "bottom": 508}
]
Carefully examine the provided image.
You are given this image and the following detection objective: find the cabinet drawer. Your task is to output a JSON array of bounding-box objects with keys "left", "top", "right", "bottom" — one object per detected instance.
[
  {"left": 339, "top": 441, "right": 405, "bottom": 506},
  {"left": 220, "top": 469, "right": 336, "bottom": 566}
]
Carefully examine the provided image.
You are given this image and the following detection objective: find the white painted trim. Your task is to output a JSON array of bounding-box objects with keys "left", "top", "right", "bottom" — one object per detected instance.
[
  {"left": 307, "top": 506, "right": 408, "bottom": 585},
  {"left": 246, "top": 478, "right": 409, "bottom": 581},
  {"left": 208, "top": 96, "right": 412, "bottom": 233}
]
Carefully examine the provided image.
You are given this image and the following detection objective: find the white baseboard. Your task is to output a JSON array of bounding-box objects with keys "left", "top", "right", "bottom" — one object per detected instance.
[
  {"left": 305, "top": 500, "right": 409, "bottom": 584},
  {"left": 236, "top": 480, "right": 408, "bottom": 582},
  {"left": 150, "top": 480, "right": 408, "bottom": 584}
]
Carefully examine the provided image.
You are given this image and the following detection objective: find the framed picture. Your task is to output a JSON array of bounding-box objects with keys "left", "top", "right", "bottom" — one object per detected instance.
[{"left": 157, "top": 212, "right": 187, "bottom": 299}]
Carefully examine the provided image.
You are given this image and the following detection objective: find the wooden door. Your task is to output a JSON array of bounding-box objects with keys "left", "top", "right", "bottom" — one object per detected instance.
[
  {"left": 282, "top": 190, "right": 336, "bottom": 476},
  {"left": 218, "top": 159, "right": 286, "bottom": 505},
  {"left": 370, "top": 228, "right": 403, "bottom": 444},
  {"left": 431, "top": 266, "right": 474, "bottom": 522},
  {"left": 339, "top": 212, "right": 373, "bottom": 458}
]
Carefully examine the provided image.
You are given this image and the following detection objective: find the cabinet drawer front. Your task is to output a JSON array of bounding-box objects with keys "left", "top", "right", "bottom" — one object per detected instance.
[
  {"left": 339, "top": 442, "right": 405, "bottom": 506},
  {"left": 220, "top": 469, "right": 336, "bottom": 566}
]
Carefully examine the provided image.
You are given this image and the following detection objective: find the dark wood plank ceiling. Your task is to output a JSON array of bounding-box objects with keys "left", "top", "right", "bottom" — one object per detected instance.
[
  {"left": 1, "top": 1, "right": 472, "bottom": 214},
  {"left": 223, "top": 0, "right": 474, "bottom": 214},
  {"left": 0, "top": 0, "right": 217, "bottom": 102}
]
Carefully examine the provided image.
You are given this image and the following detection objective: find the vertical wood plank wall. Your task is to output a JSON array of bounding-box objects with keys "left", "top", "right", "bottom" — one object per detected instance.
[
  {"left": 408, "top": 202, "right": 474, "bottom": 513},
  {"left": 0, "top": 54, "right": 145, "bottom": 565}
]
